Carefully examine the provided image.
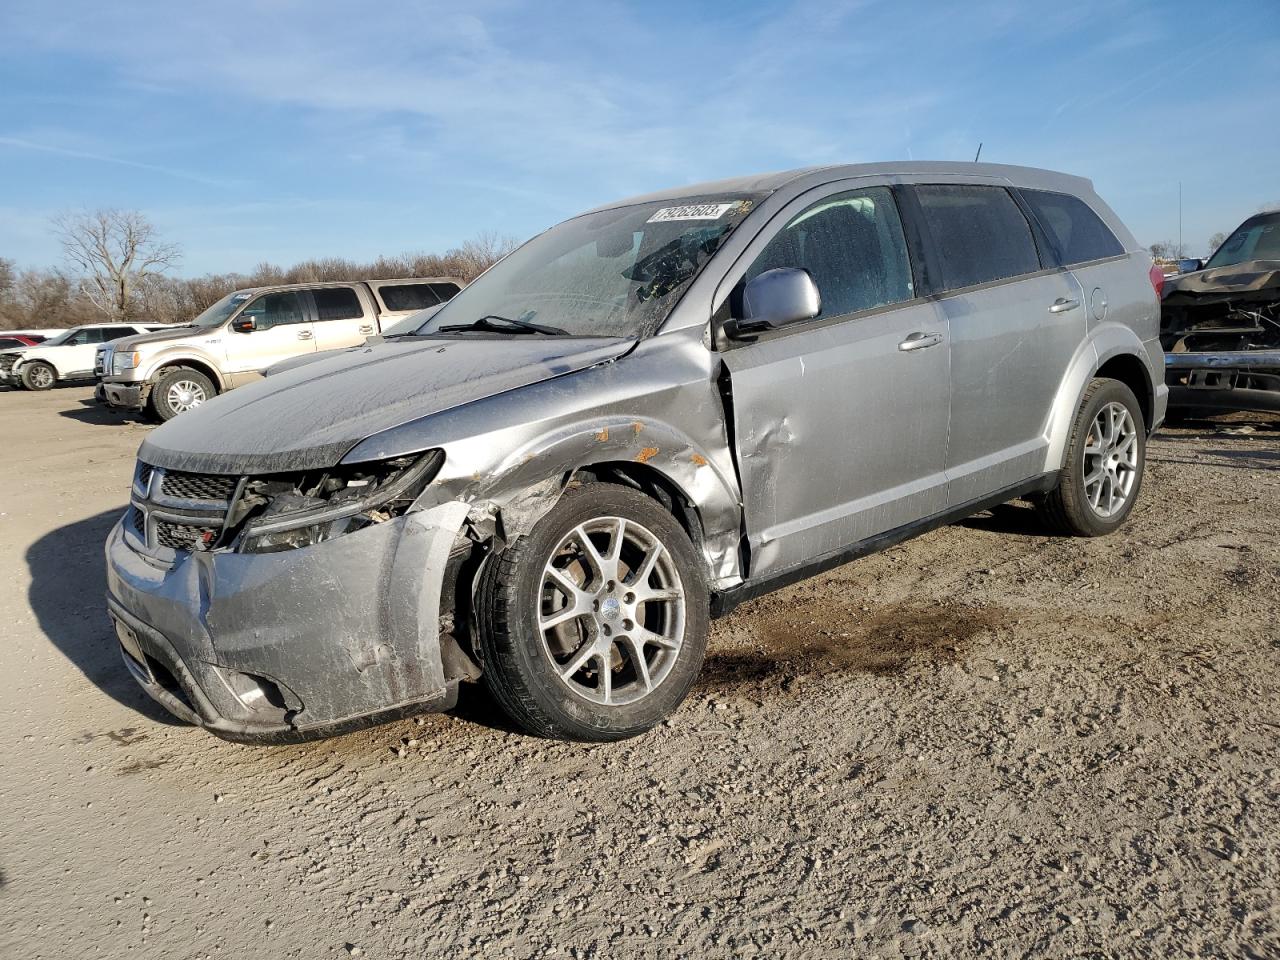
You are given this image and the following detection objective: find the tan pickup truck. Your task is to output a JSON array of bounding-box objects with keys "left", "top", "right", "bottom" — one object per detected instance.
[{"left": 97, "top": 278, "right": 460, "bottom": 420}]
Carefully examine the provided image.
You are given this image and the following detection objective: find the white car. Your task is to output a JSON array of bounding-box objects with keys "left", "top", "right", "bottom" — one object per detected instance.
[{"left": 0, "top": 323, "right": 167, "bottom": 391}]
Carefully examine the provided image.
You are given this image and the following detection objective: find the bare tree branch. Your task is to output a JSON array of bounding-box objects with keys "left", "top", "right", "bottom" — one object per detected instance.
[{"left": 52, "top": 209, "right": 180, "bottom": 321}]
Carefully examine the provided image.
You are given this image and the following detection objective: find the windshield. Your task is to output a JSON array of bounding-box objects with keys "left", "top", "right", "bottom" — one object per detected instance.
[
  {"left": 1205, "top": 213, "right": 1280, "bottom": 269},
  {"left": 191, "top": 290, "right": 255, "bottom": 328},
  {"left": 383, "top": 305, "right": 442, "bottom": 337},
  {"left": 39, "top": 328, "right": 78, "bottom": 347},
  {"left": 413, "top": 195, "right": 762, "bottom": 338}
]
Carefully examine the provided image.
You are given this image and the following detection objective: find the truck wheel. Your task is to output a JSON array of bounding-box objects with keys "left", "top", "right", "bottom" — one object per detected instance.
[
  {"left": 21, "top": 361, "right": 57, "bottom": 391},
  {"left": 150, "top": 367, "right": 215, "bottom": 421},
  {"left": 476, "top": 482, "right": 709, "bottom": 741},
  {"left": 1036, "top": 377, "right": 1146, "bottom": 536}
]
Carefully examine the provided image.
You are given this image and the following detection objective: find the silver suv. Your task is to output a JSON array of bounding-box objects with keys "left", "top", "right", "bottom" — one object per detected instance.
[{"left": 105, "top": 162, "right": 1166, "bottom": 744}]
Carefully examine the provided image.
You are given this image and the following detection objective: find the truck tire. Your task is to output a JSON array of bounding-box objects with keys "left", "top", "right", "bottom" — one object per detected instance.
[
  {"left": 476, "top": 482, "right": 709, "bottom": 741},
  {"left": 1036, "top": 377, "right": 1146, "bottom": 536},
  {"left": 21, "top": 361, "right": 57, "bottom": 391},
  {"left": 149, "top": 367, "right": 216, "bottom": 422}
]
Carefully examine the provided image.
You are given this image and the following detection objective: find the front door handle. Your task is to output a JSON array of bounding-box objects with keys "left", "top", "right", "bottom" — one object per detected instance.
[
  {"left": 1048, "top": 298, "right": 1080, "bottom": 314},
  {"left": 898, "top": 331, "right": 943, "bottom": 352},
  {"left": 297, "top": 330, "right": 313, "bottom": 340},
  {"left": 359, "top": 324, "right": 374, "bottom": 334}
]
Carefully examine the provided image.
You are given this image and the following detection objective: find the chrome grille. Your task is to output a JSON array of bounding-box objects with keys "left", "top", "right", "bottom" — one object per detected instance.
[
  {"left": 155, "top": 520, "right": 218, "bottom": 551},
  {"left": 0, "top": 355, "right": 16, "bottom": 375},
  {"left": 161, "top": 470, "right": 236, "bottom": 501}
]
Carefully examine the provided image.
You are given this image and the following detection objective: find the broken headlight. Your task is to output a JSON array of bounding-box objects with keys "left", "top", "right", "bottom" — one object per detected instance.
[{"left": 236, "top": 450, "right": 444, "bottom": 554}]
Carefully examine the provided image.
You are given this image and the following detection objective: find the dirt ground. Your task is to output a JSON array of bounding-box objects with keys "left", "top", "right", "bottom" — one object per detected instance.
[{"left": 2, "top": 384, "right": 1278, "bottom": 959}]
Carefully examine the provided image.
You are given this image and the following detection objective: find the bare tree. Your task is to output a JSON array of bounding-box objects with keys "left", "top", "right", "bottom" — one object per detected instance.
[
  {"left": 1206, "top": 232, "right": 1226, "bottom": 257},
  {"left": 1149, "top": 240, "right": 1186, "bottom": 261},
  {"left": 451, "top": 231, "right": 520, "bottom": 280},
  {"left": 52, "top": 209, "right": 180, "bottom": 322}
]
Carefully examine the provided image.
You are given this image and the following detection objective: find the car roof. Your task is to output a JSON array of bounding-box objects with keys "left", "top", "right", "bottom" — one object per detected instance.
[{"left": 582, "top": 161, "right": 1096, "bottom": 215}]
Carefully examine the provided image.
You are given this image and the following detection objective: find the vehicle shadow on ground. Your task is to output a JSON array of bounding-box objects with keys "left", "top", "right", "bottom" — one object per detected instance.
[
  {"left": 25, "top": 508, "right": 179, "bottom": 726},
  {"left": 958, "top": 501, "right": 1053, "bottom": 537},
  {"left": 57, "top": 397, "right": 146, "bottom": 427}
]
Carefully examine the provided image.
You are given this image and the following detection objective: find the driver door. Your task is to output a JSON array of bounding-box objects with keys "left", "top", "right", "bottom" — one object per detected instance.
[
  {"left": 718, "top": 184, "right": 951, "bottom": 579},
  {"left": 222, "top": 290, "right": 315, "bottom": 380}
]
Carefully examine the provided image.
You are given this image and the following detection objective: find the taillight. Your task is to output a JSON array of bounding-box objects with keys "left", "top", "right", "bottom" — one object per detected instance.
[{"left": 1148, "top": 262, "right": 1165, "bottom": 299}]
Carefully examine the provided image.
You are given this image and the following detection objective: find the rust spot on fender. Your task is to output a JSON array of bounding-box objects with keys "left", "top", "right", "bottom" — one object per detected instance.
[
  {"left": 595, "top": 427, "right": 609, "bottom": 442},
  {"left": 635, "top": 447, "right": 659, "bottom": 464},
  {"left": 690, "top": 453, "right": 708, "bottom": 467},
  {"left": 632, "top": 421, "right": 644, "bottom": 435}
]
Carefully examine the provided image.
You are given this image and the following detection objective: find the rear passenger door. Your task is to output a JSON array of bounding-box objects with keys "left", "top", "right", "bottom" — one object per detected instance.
[
  {"left": 906, "top": 183, "right": 1086, "bottom": 504},
  {"left": 309, "top": 285, "right": 375, "bottom": 352},
  {"left": 720, "top": 184, "right": 950, "bottom": 578}
]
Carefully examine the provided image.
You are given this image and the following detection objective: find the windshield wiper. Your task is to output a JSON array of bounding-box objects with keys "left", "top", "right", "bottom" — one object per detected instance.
[{"left": 437, "top": 314, "right": 569, "bottom": 336}]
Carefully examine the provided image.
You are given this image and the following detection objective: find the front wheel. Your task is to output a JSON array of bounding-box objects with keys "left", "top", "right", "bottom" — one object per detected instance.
[
  {"left": 149, "top": 367, "right": 215, "bottom": 422},
  {"left": 476, "top": 482, "right": 709, "bottom": 741},
  {"left": 1036, "top": 377, "right": 1146, "bottom": 536},
  {"left": 21, "top": 361, "right": 56, "bottom": 391}
]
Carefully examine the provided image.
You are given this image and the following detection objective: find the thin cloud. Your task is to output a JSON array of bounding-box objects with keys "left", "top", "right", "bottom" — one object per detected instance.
[{"left": 0, "top": 135, "right": 239, "bottom": 188}]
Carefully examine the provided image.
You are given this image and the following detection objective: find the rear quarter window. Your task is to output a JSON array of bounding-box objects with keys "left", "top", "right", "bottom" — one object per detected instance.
[
  {"left": 1020, "top": 189, "right": 1124, "bottom": 265},
  {"left": 913, "top": 184, "right": 1041, "bottom": 291},
  {"left": 429, "top": 282, "right": 461, "bottom": 301},
  {"left": 378, "top": 283, "right": 441, "bottom": 312}
]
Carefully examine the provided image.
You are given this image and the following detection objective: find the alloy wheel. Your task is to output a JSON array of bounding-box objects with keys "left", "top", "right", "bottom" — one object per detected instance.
[
  {"left": 1082, "top": 400, "right": 1138, "bottom": 518},
  {"left": 166, "top": 379, "right": 207, "bottom": 413},
  {"left": 538, "top": 516, "right": 685, "bottom": 706}
]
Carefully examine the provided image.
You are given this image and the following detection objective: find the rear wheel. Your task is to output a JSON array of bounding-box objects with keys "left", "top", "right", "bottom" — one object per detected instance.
[
  {"left": 149, "top": 367, "right": 215, "bottom": 421},
  {"left": 1036, "top": 377, "right": 1146, "bottom": 536},
  {"left": 476, "top": 482, "right": 709, "bottom": 741},
  {"left": 21, "top": 361, "right": 56, "bottom": 391}
]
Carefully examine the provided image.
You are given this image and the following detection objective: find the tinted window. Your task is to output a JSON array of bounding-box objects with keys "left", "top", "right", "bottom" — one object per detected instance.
[
  {"left": 312, "top": 287, "right": 364, "bottom": 321},
  {"left": 914, "top": 185, "right": 1040, "bottom": 291},
  {"left": 745, "top": 187, "right": 914, "bottom": 320},
  {"left": 103, "top": 326, "right": 138, "bottom": 342},
  {"left": 242, "top": 291, "right": 307, "bottom": 330},
  {"left": 378, "top": 283, "right": 440, "bottom": 312},
  {"left": 429, "top": 282, "right": 461, "bottom": 301},
  {"left": 1020, "top": 189, "right": 1123, "bottom": 265},
  {"left": 0, "top": 338, "right": 23, "bottom": 349}
]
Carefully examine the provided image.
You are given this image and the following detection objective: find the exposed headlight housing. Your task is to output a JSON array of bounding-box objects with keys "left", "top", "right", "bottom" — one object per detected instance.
[{"left": 235, "top": 450, "right": 444, "bottom": 554}]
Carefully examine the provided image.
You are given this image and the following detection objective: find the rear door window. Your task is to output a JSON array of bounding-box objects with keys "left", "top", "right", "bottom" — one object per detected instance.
[
  {"left": 744, "top": 186, "right": 914, "bottom": 320},
  {"left": 1019, "top": 189, "right": 1124, "bottom": 265},
  {"left": 913, "top": 184, "right": 1041, "bottom": 291},
  {"left": 103, "top": 326, "right": 138, "bottom": 341},
  {"left": 242, "top": 291, "right": 308, "bottom": 330},
  {"left": 377, "top": 283, "right": 441, "bottom": 312},
  {"left": 312, "top": 287, "right": 364, "bottom": 321}
]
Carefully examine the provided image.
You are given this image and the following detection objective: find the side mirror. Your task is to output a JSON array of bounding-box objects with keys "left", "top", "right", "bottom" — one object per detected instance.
[
  {"left": 726, "top": 268, "right": 821, "bottom": 340},
  {"left": 1177, "top": 258, "right": 1204, "bottom": 274},
  {"left": 232, "top": 316, "right": 257, "bottom": 333}
]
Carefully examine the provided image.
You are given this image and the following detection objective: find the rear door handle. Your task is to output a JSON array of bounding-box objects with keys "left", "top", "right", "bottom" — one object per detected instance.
[
  {"left": 1048, "top": 298, "right": 1080, "bottom": 314},
  {"left": 898, "top": 331, "right": 943, "bottom": 352},
  {"left": 358, "top": 324, "right": 374, "bottom": 334},
  {"left": 297, "top": 330, "right": 313, "bottom": 340}
]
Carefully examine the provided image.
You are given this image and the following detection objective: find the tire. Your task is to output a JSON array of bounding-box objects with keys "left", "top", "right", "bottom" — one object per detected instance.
[
  {"left": 476, "top": 482, "right": 710, "bottom": 741},
  {"left": 21, "top": 361, "right": 56, "bottom": 391},
  {"left": 149, "top": 367, "right": 215, "bottom": 422},
  {"left": 1036, "top": 377, "right": 1146, "bottom": 536}
]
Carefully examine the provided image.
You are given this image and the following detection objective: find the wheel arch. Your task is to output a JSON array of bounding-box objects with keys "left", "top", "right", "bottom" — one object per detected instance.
[
  {"left": 150, "top": 357, "right": 225, "bottom": 393},
  {"left": 1043, "top": 324, "right": 1157, "bottom": 472}
]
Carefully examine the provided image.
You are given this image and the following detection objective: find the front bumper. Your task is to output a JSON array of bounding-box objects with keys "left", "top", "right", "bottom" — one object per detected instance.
[
  {"left": 1165, "top": 350, "right": 1280, "bottom": 413},
  {"left": 104, "top": 500, "right": 471, "bottom": 743},
  {"left": 101, "top": 380, "right": 149, "bottom": 410}
]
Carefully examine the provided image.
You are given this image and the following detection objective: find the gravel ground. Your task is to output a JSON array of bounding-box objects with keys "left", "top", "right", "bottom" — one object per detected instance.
[{"left": 2, "top": 385, "right": 1278, "bottom": 959}]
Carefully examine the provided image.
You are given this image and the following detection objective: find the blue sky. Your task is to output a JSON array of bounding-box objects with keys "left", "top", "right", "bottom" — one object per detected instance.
[{"left": 1, "top": 0, "right": 1277, "bottom": 274}]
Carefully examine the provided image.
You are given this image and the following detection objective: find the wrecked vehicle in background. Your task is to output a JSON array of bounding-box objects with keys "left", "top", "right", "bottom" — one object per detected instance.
[
  {"left": 105, "top": 162, "right": 1165, "bottom": 746},
  {"left": 1161, "top": 211, "right": 1280, "bottom": 413}
]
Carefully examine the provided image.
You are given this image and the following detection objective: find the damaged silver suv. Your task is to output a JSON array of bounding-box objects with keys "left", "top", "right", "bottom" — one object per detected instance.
[{"left": 106, "top": 163, "right": 1166, "bottom": 743}]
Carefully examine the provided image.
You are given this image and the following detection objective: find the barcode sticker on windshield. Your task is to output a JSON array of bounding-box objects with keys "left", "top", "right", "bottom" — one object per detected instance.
[{"left": 647, "top": 202, "right": 739, "bottom": 223}]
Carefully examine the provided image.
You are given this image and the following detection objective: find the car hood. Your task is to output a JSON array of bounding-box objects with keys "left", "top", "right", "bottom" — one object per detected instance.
[
  {"left": 138, "top": 335, "right": 634, "bottom": 474},
  {"left": 112, "top": 326, "right": 203, "bottom": 351},
  {"left": 1163, "top": 259, "right": 1280, "bottom": 305}
]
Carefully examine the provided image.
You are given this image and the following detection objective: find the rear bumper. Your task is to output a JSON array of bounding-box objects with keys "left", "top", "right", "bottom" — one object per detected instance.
[
  {"left": 104, "top": 501, "right": 471, "bottom": 744},
  {"left": 102, "top": 380, "right": 149, "bottom": 410},
  {"left": 1165, "top": 350, "right": 1280, "bottom": 412}
]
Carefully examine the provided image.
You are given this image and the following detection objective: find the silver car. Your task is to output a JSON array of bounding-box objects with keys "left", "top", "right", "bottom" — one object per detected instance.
[{"left": 105, "top": 162, "right": 1166, "bottom": 744}]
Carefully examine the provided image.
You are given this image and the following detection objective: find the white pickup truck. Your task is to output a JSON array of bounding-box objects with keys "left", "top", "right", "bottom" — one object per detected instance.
[
  {"left": 97, "top": 277, "right": 461, "bottom": 420},
  {"left": 0, "top": 322, "right": 169, "bottom": 390}
]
